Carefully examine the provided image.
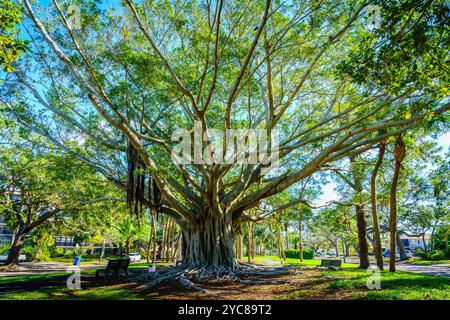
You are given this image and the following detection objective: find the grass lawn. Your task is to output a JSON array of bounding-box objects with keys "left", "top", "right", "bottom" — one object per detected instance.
[
  {"left": 406, "top": 259, "right": 450, "bottom": 265},
  {"left": 321, "top": 268, "right": 450, "bottom": 300},
  {"left": 245, "top": 254, "right": 359, "bottom": 268},
  {"left": 0, "top": 262, "right": 167, "bottom": 285},
  {"left": 1, "top": 257, "right": 449, "bottom": 300},
  {"left": 0, "top": 285, "right": 143, "bottom": 300}
]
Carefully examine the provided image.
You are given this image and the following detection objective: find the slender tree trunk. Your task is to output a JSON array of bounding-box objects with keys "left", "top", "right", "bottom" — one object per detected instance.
[
  {"left": 100, "top": 239, "right": 106, "bottom": 260},
  {"left": 422, "top": 233, "right": 427, "bottom": 252},
  {"left": 235, "top": 232, "right": 242, "bottom": 260},
  {"left": 356, "top": 205, "right": 369, "bottom": 268},
  {"left": 247, "top": 223, "right": 251, "bottom": 263},
  {"left": 445, "top": 229, "right": 449, "bottom": 250},
  {"left": 430, "top": 226, "right": 436, "bottom": 251},
  {"left": 126, "top": 238, "right": 131, "bottom": 255},
  {"left": 389, "top": 136, "right": 406, "bottom": 272},
  {"left": 277, "top": 222, "right": 285, "bottom": 261},
  {"left": 334, "top": 237, "right": 339, "bottom": 257},
  {"left": 6, "top": 229, "right": 27, "bottom": 265},
  {"left": 351, "top": 156, "right": 370, "bottom": 269},
  {"left": 396, "top": 233, "right": 408, "bottom": 260},
  {"left": 165, "top": 219, "right": 173, "bottom": 262},
  {"left": 161, "top": 219, "right": 167, "bottom": 262},
  {"left": 250, "top": 222, "right": 255, "bottom": 259},
  {"left": 284, "top": 222, "right": 289, "bottom": 250},
  {"left": 341, "top": 239, "right": 347, "bottom": 263},
  {"left": 10, "top": 227, "right": 18, "bottom": 246},
  {"left": 146, "top": 226, "right": 152, "bottom": 264},
  {"left": 151, "top": 212, "right": 157, "bottom": 264},
  {"left": 371, "top": 141, "right": 386, "bottom": 270},
  {"left": 298, "top": 219, "right": 303, "bottom": 262}
]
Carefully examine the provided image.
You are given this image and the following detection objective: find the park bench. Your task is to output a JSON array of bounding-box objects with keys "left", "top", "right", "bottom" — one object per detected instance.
[
  {"left": 317, "top": 259, "right": 342, "bottom": 270},
  {"left": 95, "top": 258, "right": 130, "bottom": 280}
]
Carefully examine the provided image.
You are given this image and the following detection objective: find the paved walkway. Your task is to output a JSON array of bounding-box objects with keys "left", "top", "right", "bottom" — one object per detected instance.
[
  {"left": 0, "top": 262, "right": 106, "bottom": 278},
  {"left": 259, "top": 257, "right": 450, "bottom": 277},
  {"left": 344, "top": 258, "right": 450, "bottom": 277}
]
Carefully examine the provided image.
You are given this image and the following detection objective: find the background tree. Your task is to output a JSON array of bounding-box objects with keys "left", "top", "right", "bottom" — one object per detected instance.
[{"left": 0, "top": 0, "right": 28, "bottom": 72}]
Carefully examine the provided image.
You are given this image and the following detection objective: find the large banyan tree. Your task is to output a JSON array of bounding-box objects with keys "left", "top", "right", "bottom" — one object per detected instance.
[{"left": 1, "top": 0, "right": 448, "bottom": 273}]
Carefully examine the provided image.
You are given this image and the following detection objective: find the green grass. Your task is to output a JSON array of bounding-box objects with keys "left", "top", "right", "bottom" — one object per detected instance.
[
  {"left": 0, "top": 268, "right": 99, "bottom": 285},
  {"left": 1, "top": 257, "right": 449, "bottom": 300},
  {"left": 322, "top": 268, "right": 450, "bottom": 300},
  {"left": 0, "top": 286, "right": 142, "bottom": 300},
  {"left": 407, "top": 259, "right": 450, "bottom": 265},
  {"left": 245, "top": 254, "right": 359, "bottom": 268},
  {"left": 0, "top": 262, "right": 167, "bottom": 285}
]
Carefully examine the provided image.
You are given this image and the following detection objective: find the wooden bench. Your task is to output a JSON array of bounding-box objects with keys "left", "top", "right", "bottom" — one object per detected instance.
[
  {"left": 318, "top": 259, "right": 342, "bottom": 269},
  {"left": 95, "top": 258, "right": 130, "bottom": 279}
]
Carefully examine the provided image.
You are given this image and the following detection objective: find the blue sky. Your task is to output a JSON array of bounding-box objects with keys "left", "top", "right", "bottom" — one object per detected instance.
[{"left": 317, "top": 132, "right": 450, "bottom": 205}]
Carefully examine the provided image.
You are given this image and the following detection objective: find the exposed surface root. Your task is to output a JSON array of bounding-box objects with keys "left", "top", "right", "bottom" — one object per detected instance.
[
  {"left": 133, "top": 262, "right": 303, "bottom": 294},
  {"left": 179, "top": 274, "right": 206, "bottom": 292}
]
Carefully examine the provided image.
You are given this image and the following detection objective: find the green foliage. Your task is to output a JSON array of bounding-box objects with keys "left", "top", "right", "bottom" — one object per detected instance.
[
  {"left": 0, "top": 243, "right": 10, "bottom": 255},
  {"left": 284, "top": 248, "right": 315, "bottom": 260},
  {"left": 0, "top": 0, "right": 28, "bottom": 72},
  {"left": 22, "top": 227, "right": 55, "bottom": 262},
  {"left": 338, "top": 0, "right": 449, "bottom": 98},
  {"left": 49, "top": 246, "right": 64, "bottom": 258},
  {"left": 424, "top": 250, "right": 450, "bottom": 261}
]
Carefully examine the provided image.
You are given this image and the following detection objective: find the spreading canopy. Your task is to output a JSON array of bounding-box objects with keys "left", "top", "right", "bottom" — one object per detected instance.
[{"left": 1, "top": 0, "right": 448, "bottom": 232}]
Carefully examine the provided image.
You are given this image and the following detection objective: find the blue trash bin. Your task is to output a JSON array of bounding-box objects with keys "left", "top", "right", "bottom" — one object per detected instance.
[{"left": 73, "top": 256, "right": 81, "bottom": 266}]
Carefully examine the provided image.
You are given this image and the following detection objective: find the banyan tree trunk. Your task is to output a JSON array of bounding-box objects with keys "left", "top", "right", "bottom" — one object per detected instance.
[
  {"left": 181, "top": 212, "right": 237, "bottom": 269},
  {"left": 389, "top": 136, "right": 406, "bottom": 272}
]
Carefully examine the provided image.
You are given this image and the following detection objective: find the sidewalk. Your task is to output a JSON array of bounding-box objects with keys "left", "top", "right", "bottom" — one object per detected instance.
[{"left": 0, "top": 262, "right": 106, "bottom": 278}]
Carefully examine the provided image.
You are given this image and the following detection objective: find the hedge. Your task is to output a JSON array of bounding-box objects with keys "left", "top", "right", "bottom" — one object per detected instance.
[{"left": 284, "top": 248, "right": 315, "bottom": 259}]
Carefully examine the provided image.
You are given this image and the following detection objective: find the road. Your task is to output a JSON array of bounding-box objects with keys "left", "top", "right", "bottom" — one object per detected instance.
[{"left": 344, "top": 258, "right": 450, "bottom": 277}]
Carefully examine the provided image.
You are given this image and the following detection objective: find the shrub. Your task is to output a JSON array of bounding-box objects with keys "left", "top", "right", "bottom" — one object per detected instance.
[
  {"left": 49, "top": 246, "right": 64, "bottom": 258},
  {"left": 63, "top": 249, "right": 77, "bottom": 258},
  {"left": 284, "top": 248, "right": 315, "bottom": 259},
  {"left": 425, "top": 250, "right": 447, "bottom": 261}
]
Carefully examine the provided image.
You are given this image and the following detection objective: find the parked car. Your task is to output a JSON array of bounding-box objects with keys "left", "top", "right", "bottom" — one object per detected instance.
[
  {"left": 0, "top": 251, "right": 26, "bottom": 262},
  {"left": 128, "top": 252, "right": 141, "bottom": 262},
  {"left": 382, "top": 249, "right": 400, "bottom": 258},
  {"left": 327, "top": 249, "right": 336, "bottom": 256},
  {"left": 405, "top": 249, "right": 414, "bottom": 258},
  {"left": 315, "top": 249, "right": 324, "bottom": 256}
]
